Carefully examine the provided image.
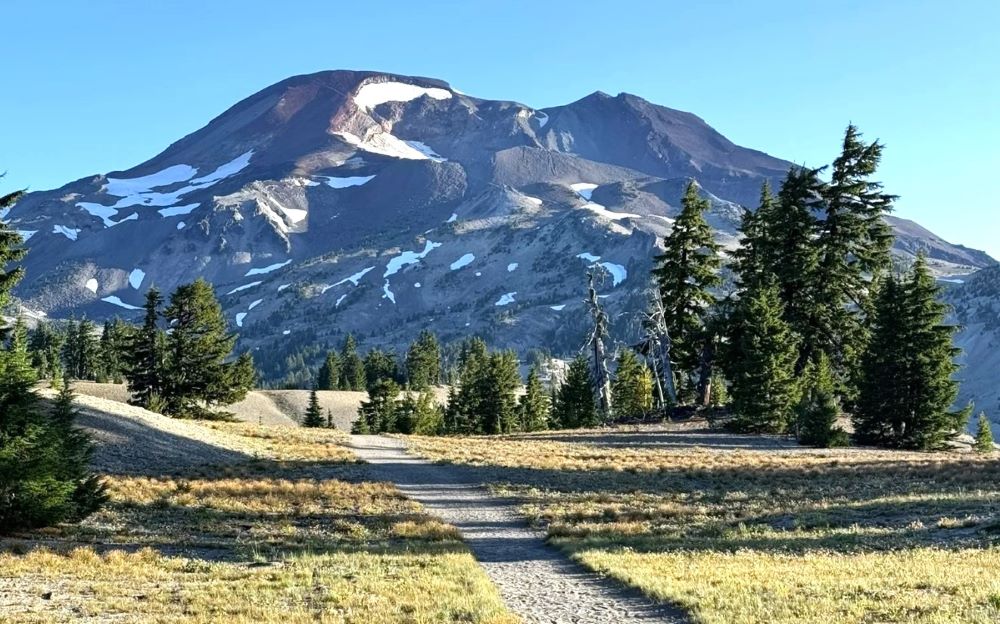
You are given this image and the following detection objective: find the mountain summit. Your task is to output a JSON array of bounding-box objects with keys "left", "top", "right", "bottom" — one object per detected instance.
[{"left": 7, "top": 70, "right": 992, "bottom": 382}]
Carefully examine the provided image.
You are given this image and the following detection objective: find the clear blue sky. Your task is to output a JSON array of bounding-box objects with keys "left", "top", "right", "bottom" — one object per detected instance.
[{"left": 2, "top": 0, "right": 997, "bottom": 258}]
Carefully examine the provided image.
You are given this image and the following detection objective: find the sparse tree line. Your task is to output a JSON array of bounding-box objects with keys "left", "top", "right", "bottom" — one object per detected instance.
[{"left": 334, "top": 125, "right": 990, "bottom": 451}]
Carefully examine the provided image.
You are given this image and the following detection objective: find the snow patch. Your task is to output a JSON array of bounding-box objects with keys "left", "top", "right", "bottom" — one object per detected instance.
[
  {"left": 78, "top": 202, "right": 119, "bottom": 226},
  {"left": 282, "top": 329, "right": 291, "bottom": 335},
  {"left": 110, "top": 212, "right": 138, "bottom": 226},
  {"left": 235, "top": 313, "right": 247, "bottom": 327},
  {"left": 450, "top": 253, "right": 475, "bottom": 271},
  {"left": 354, "top": 81, "right": 452, "bottom": 111},
  {"left": 335, "top": 131, "right": 441, "bottom": 161},
  {"left": 277, "top": 284, "right": 290, "bottom": 292},
  {"left": 128, "top": 268, "right": 145, "bottom": 290},
  {"left": 507, "top": 262, "right": 519, "bottom": 272},
  {"left": 188, "top": 151, "right": 253, "bottom": 186},
  {"left": 16, "top": 230, "right": 37, "bottom": 241},
  {"left": 382, "top": 280, "right": 396, "bottom": 304},
  {"left": 403, "top": 140, "right": 447, "bottom": 162},
  {"left": 336, "top": 294, "right": 348, "bottom": 307},
  {"left": 105, "top": 164, "right": 197, "bottom": 197},
  {"left": 446, "top": 213, "right": 458, "bottom": 223},
  {"left": 177, "top": 221, "right": 186, "bottom": 230},
  {"left": 414, "top": 282, "right": 421, "bottom": 288},
  {"left": 332, "top": 266, "right": 375, "bottom": 288},
  {"left": 495, "top": 292, "right": 516, "bottom": 306},
  {"left": 535, "top": 111, "right": 549, "bottom": 128},
  {"left": 101, "top": 296, "right": 141, "bottom": 311},
  {"left": 570, "top": 183, "right": 598, "bottom": 201},
  {"left": 85, "top": 278, "right": 98, "bottom": 294},
  {"left": 582, "top": 202, "right": 640, "bottom": 221},
  {"left": 598, "top": 262, "right": 628, "bottom": 286},
  {"left": 248, "top": 299, "right": 263, "bottom": 311},
  {"left": 384, "top": 241, "right": 441, "bottom": 277},
  {"left": 550, "top": 304, "right": 566, "bottom": 311},
  {"left": 158, "top": 203, "right": 199, "bottom": 218},
  {"left": 53, "top": 225, "right": 80, "bottom": 240},
  {"left": 321, "top": 175, "right": 376, "bottom": 189},
  {"left": 576, "top": 252, "right": 601, "bottom": 262},
  {"left": 245, "top": 259, "right": 292, "bottom": 276},
  {"left": 523, "top": 195, "right": 543, "bottom": 206},
  {"left": 226, "top": 281, "right": 262, "bottom": 295}
]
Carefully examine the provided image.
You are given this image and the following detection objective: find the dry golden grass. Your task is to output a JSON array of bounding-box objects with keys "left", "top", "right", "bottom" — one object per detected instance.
[
  {"left": 0, "top": 424, "right": 517, "bottom": 624},
  {"left": 409, "top": 432, "right": 1000, "bottom": 624}
]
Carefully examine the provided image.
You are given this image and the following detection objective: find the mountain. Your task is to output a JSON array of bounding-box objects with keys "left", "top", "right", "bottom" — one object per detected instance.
[
  {"left": 945, "top": 267, "right": 1000, "bottom": 426},
  {"left": 7, "top": 69, "right": 995, "bottom": 390}
]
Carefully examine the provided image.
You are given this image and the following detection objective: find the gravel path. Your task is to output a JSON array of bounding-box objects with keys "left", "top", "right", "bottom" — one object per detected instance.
[{"left": 349, "top": 435, "right": 689, "bottom": 624}]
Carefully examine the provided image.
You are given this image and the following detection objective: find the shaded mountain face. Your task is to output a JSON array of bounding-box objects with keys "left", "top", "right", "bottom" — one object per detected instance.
[{"left": 8, "top": 69, "right": 995, "bottom": 386}]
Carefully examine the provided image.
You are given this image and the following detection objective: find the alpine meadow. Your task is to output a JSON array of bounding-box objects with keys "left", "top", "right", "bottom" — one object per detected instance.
[{"left": 2, "top": 3, "right": 998, "bottom": 622}]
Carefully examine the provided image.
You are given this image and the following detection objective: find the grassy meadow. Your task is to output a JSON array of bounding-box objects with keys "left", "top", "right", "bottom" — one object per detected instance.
[
  {"left": 0, "top": 423, "right": 517, "bottom": 624},
  {"left": 409, "top": 430, "right": 1000, "bottom": 624}
]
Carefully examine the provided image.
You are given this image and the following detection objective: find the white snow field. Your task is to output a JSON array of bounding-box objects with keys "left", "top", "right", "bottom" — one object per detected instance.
[
  {"left": 495, "top": 292, "right": 516, "bottom": 306},
  {"left": 128, "top": 269, "right": 145, "bottom": 290},
  {"left": 158, "top": 203, "right": 199, "bottom": 218},
  {"left": 550, "top": 304, "right": 567, "bottom": 311},
  {"left": 598, "top": 262, "right": 628, "bottom": 286},
  {"left": 334, "top": 131, "right": 442, "bottom": 161},
  {"left": 53, "top": 225, "right": 80, "bottom": 240},
  {"left": 235, "top": 312, "right": 247, "bottom": 327},
  {"left": 450, "top": 253, "right": 475, "bottom": 271},
  {"left": 248, "top": 299, "right": 263, "bottom": 311},
  {"left": 384, "top": 241, "right": 441, "bottom": 277},
  {"left": 507, "top": 262, "right": 519, "bottom": 272},
  {"left": 577, "top": 252, "right": 601, "bottom": 262},
  {"left": 101, "top": 296, "right": 141, "bottom": 311},
  {"left": 353, "top": 81, "right": 452, "bottom": 111},
  {"left": 245, "top": 259, "right": 292, "bottom": 276},
  {"left": 570, "top": 182, "right": 599, "bottom": 201},
  {"left": 382, "top": 280, "right": 396, "bottom": 304},
  {"left": 323, "top": 266, "right": 375, "bottom": 293},
  {"left": 225, "top": 281, "right": 262, "bottom": 295},
  {"left": 16, "top": 230, "right": 37, "bottom": 241},
  {"left": 85, "top": 278, "right": 98, "bottom": 294},
  {"left": 321, "top": 175, "right": 376, "bottom": 189}
]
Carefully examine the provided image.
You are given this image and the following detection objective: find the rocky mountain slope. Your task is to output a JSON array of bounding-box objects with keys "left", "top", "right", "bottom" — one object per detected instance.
[{"left": 7, "top": 70, "right": 995, "bottom": 397}]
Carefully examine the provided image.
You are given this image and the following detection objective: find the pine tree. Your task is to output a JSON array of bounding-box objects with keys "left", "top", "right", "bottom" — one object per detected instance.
[
  {"left": 731, "top": 182, "right": 776, "bottom": 292},
  {"left": 363, "top": 348, "right": 399, "bottom": 391},
  {"left": 339, "top": 334, "right": 365, "bottom": 391},
  {"left": 519, "top": 365, "right": 550, "bottom": 432},
  {"left": 126, "top": 288, "right": 165, "bottom": 408},
  {"left": 554, "top": 355, "right": 597, "bottom": 429},
  {"left": 814, "top": 125, "right": 896, "bottom": 387},
  {"left": 317, "top": 351, "right": 340, "bottom": 391},
  {"left": 302, "top": 386, "right": 324, "bottom": 427},
  {"left": 612, "top": 349, "right": 654, "bottom": 420},
  {"left": 410, "top": 391, "right": 445, "bottom": 435},
  {"left": 728, "top": 282, "right": 800, "bottom": 433},
  {"left": 796, "top": 353, "right": 848, "bottom": 447},
  {"left": 161, "top": 279, "right": 252, "bottom": 417},
  {"left": 28, "top": 322, "right": 65, "bottom": 381},
  {"left": 326, "top": 408, "right": 334, "bottom": 429},
  {"left": 0, "top": 202, "right": 104, "bottom": 531},
  {"left": 855, "top": 256, "right": 971, "bottom": 449},
  {"left": 477, "top": 351, "right": 520, "bottom": 434},
  {"left": 62, "top": 319, "right": 100, "bottom": 381},
  {"left": 653, "top": 181, "right": 722, "bottom": 399},
  {"left": 97, "top": 319, "right": 131, "bottom": 384},
  {"left": 357, "top": 378, "right": 399, "bottom": 433},
  {"left": 406, "top": 330, "right": 442, "bottom": 389},
  {"left": 974, "top": 413, "right": 994, "bottom": 454}
]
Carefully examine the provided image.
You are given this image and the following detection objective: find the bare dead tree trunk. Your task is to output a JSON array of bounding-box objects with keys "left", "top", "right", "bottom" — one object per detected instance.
[
  {"left": 696, "top": 333, "right": 715, "bottom": 407},
  {"left": 650, "top": 295, "right": 678, "bottom": 406},
  {"left": 586, "top": 272, "right": 613, "bottom": 417}
]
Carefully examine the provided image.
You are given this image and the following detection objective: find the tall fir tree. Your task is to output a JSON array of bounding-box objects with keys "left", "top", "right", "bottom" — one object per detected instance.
[
  {"left": 814, "top": 125, "right": 896, "bottom": 389},
  {"left": 406, "top": 329, "right": 442, "bottom": 389},
  {"left": 653, "top": 181, "right": 722, "bottom": 399},
  {"left": 302, "top": 386, "right": 324, "bottom": 427},
  {"left": 731, "top": 182, "right": 776, "bottom": 292},
  {"left": 518, "top": 365, "right": 551, "bottom": 432},
  {"left": 339, "top": 334, "right": 365, "bottom": 391},
  {"left": 161, "top": 279, "right": 253, "bottom": 416},
  {"left": 728, "top": 282, "right": 800, "bottom": 433},
  {"left": 317, "top": 351, "right": 341, "bottom": 391},
  {"left": 126, "top": 288, "right": 165, "bottom": 408},
  {"left": 355, "top": 378, "right": 399, "bottom": 433},
  {"left": 28, "top": 322, "right": 65, "bottom": 381},
  {"left": 554, "top": 354, "right": 598, "bottom": 429},
  {"left": 795, "top": 353, "right": 847, "bottom": 447},
  {"left": 612, "top": 349, "right": 654, "bottom": 420},
  {"left": 855, "top": 256, "right": 970, "bottom": 449}
]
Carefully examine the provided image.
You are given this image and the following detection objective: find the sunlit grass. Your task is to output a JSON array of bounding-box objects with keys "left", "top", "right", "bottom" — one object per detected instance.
[
  {"left": 0, "top": 424, "right": 517, "bottom": 623},
  {"left": 409, "top": 431, "right": 1000, "bottom": 623}
]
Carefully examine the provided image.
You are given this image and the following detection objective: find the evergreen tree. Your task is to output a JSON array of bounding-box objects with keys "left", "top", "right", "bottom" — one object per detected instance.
[
  {"left": 161, "top": 279, "right": 253, "bottom": 417},
  {"left": 317, "top": 351, "right": 340, "bottom": 391},
  {"left": 0, "top": 202, "right": 104, "bottom": 531},
  {"left": 363, "top": 348, "right": 399, "bottom": 391},
  {"left": 302, "top": 386, "right": 324, "bottom": 427},
  {"left": 409, "top": 391, "right": 445, "bottom": 435},
  {"left": 28, "top": 322, "right": 65, "bottom": 381},
  {"left": 339, "top": 334, "right": 365, "bottom": 391},
  {"left": 63, "top": 319, "right": 99, "bottom": 381},
  {"left": 518, "top": 365, "right": 551, "bottom": 432},
  {"left": 478, "top": 351, "right": 520, "bottom": 434},
  {"left": 356, "top": 378, "right": 399, "bottom": 433},
  {"left": 855, "top": 256, "right": 971, "bottom": 449},
  {"left": 974, "top": 413, "right": 994, "bottom": 454},
  {"left": 814, "top": 125, "right": 896, "bottom": 386},
  {"left": 126, "top": 288, "right": 165, "bottom": 408},
  {"left": 653, "top": 181, "right": 722, "bottom": 398},
  {"left": 795, "top": 353, "right": 847, "bottom": 447},
  {"left": 554, "top": 355, "right": 597, "bottom": 429},
  {"left": 612, "top": 349, "right": 654, "bottom": 420},
  {"left": 326, "top": 408, "right": 335, "bottom": 429},
  {"left": 98, "top": 319, "right": 131, "bottom": 384},
  {"left": 731, "top": 182, "right": 776, "bottom": 292},
  {"left": 728, "top": 282, "right": 799, "bottom": 433},
  {"left": 406, "top": 330, "right": 442, "bottom": 389}
]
